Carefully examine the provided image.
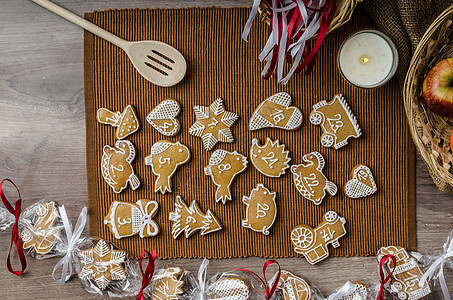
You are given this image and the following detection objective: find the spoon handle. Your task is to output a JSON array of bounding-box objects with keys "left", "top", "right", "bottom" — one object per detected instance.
[{"left": 31, "top": 0, "right": 128, "bottom": 49}]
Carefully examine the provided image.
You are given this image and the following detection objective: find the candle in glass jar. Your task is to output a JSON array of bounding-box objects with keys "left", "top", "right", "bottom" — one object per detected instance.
[{"left": 338, "top": 29, "right": 398, "bottom": 89}]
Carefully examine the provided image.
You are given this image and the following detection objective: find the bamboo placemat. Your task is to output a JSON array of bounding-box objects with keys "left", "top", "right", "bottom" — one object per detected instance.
[{"left": 84, "top": 7, "right": 416, "bottom": 259}]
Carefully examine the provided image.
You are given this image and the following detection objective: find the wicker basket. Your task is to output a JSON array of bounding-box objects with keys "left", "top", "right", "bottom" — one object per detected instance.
[
  {"left": 403, "top": 5, "right": 453, "bottom": 192},
  {"left": 258, "top": 0, "right": 362, "bottom": 34}
]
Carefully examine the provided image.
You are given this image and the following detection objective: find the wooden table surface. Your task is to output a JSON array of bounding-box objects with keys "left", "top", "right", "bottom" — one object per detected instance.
[{"left": 1, "top": 0, "right": 452, "bottom": 299}]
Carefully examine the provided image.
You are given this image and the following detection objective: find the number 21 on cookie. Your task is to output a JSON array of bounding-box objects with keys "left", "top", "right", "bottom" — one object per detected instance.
[
  {"left": 270, "top": 108, "right": 285, "bottom": 124},
  {"left": 261, "top": 152, "right": 278, "bottom": 167}
]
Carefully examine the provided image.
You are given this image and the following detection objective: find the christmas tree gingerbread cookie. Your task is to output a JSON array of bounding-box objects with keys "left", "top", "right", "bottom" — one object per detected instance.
[
  {"left": 277, "top": 270, "right": 311, "bottom": 300},
  {"left": 291, "top": 211, "right": 347, "bottom": 265},
  {"left": 249, "top": 92, "right": 302, "bottom": 131},
  {"left": 146, "top": 99, "right": 181, "bottom": 137},
  {"left": 189, "top": 98, "right": 239, "bottom": 151},
  {"left": 169, "top": 196, "right": 222, "bottom": 239},
  {"left": 78, "top": 239, "right": 127, "bottom": 290},
  {"left": 104, "top": 199, "right": 159, "bottom": 239},
  {"left": 151, "top": 267, "right": 185, "bottom": 300},
  {"left": 309, "top": 94, "right": 361, "bottom": 149},
  {"left": 291, "top": 151, "right": 337, "bottom": 205},
  {"left": 344, "top": 165, "right": 377, "bottom": 198},
  {"left": 20, "top": 201, "right": 61, "bottom": 255},
  {"left": 242, "top": 184, "right": 277, "bottom": 235},
  {"left": 97, "top": 105, "right": 139, "bottom": 140},
  {"left": 101, "top": 140, "right": 140, "bottom": 193},
  {"left": 204, "top": 149, "right": 248, "bottom": 204},
  {"left": 250, "top": 138, "right": 291, "bottom": 177},
  {"left": 145, "top": 141, "right": 190, "bottom": 194}
]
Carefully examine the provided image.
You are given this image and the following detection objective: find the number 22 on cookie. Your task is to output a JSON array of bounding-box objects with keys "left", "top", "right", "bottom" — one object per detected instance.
[
  {"left": 111, "top": 164, "right": 124, "bottom": 177},
  {"left": 327, "top": 114, "right": 343, "bottom": 133},
  {"left": 270, "top": 108, "right": 285, "bottom": 124},
  {"left": 303, "top": 173, "right": 319, "bottom": 193}
]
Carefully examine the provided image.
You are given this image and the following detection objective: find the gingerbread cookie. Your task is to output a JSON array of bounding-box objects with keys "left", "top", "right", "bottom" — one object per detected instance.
[
  {"left": 169, "top": 196, "right": 222, "bottom": 239},
  {"left": 291, "top": 211, "right": 347, "bottom": 265},
  {"left": 101, "top": 140, "right": 140, "bottom": 193},
  {"left": 144, "top": 141, "right": 190, "bottom": 194},
  {"left": 207, "top": 276, "right": 251, "bottom": 300},
  {"left": 78, "top": 240, "right": 127, "bottom": 290},
  {"left": 249, "top": 92, "right": 302, "bottom": 131},
  {"left": 146, "top": 99, "right": 181, "bottom": 137},
  {"left": 205, "top": 149, "right": 248, "bottom": 204},
  {"left": 377, "top": 246, "right": 431, "bottom": 300},
  {"left": 20, "top": 201, "right": 61, "bottom": 255},
  {"left": 309, "top": 94, "right": 361, "bottom": 149},
  {"left": 344, "top": 165, "right": 377, "bottom": 198},
  {"left": 291, "top": 151, "right": 337, "bottom": 205},
  {"left": 336, "top": 282, "right": 368, "bottom": 300},
  {"left": 151, "top": 267, "right": 185, "bottom": 300},
  {"left": 250, "top": 138, "right": 291, "bottom": 177},
  {"left": 189, "top": 98, "right": 239, "bottom": 151},
  {"left": 277, "top": 270, "right": 311, "bottom": 300},
  {"left": 242, "top": 184, "right": 277, "bottom": 235},
  {"left": 104, "top": 199, "right": 159, "bottom": 239},
  {"left": 97, "top": 105, "right": 139, "bottom": 140}
]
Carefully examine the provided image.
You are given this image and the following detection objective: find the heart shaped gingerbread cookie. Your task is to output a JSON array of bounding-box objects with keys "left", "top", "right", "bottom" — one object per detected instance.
[
  {"left": 147, "top": 99, "right": 181, "bottom": 136},
  {"left": 344, "top": 165, "right": 377, "bottom": 198},
  {"left": 249, "top": 92, "right": 302, "bottom": 131}
]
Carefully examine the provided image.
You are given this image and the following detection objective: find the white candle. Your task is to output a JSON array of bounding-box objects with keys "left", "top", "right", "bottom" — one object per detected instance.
[{"left": 338, "top": 30, "right": 398, "bottom": 88}]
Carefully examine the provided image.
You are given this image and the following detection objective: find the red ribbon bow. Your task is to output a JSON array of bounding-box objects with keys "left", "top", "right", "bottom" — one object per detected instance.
[
  {"left": 377, "top": 254, "right": 396, "bottom": 300},
  {"left": 0, "top": 179, "right": 27, "bottom": 276},
  {"left": 136, "top": 249, "right": 157, "bottom": 300},
  {"left": 237, "top": 260, "right": 281, "bottom": 300}
]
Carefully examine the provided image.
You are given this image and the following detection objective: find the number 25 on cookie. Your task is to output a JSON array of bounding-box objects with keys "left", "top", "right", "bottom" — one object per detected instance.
[{"left": 270, "top": 108, "right": 285, "bottom": 124}]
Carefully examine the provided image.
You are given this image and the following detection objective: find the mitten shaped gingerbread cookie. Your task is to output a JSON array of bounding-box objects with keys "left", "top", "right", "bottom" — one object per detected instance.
[
  {"left": 101, "top": 140, "right": 140, "bottom": 193},
  {"left": 145, "top": 141, "right": 190, "bottom": 194},
  {"left": 146, "top": 99, "right": 181, "bottom": 137}
]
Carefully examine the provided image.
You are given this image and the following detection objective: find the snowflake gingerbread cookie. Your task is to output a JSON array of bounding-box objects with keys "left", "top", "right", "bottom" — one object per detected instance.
[
  {"left": 78, "top": 239, "right": 127, "bottom": 290},
  {"left": 309, "top": 94, "right": 361, "bottom": 149},
  {"left": 145, "top": 141, "right": 190, "bottom": 194},
  {"left": 101, "top": 140, "right": 140, "bottom": 193},
  {"left": 290, "top": 151, "right": 337, "bottom": 205},
  {"left": 250, "top": 138, "right": 291, "bottom": 178},
  {"left": 146, "top": 99, "right": 181, "bottom": 137},
  {"left": 97, "top": 105, "right": 139, "bottom": 140},
  {"left": 205, "top": 149, "right": 248, "bottom": 204},
  {"left": 104, "top": 199, "right": 159, "bottom": 239},
  {"left": 169, "top": 196, "right": 222, "bottom": 239},
  {"left": 249, "top": 92, "right": 302, "bottom": 131},
  {"left": 189, "top": 98, "right": 239, "bottom": 151},
  {"left": 242, "top": 184, "right": 277, "bottom": 235}
]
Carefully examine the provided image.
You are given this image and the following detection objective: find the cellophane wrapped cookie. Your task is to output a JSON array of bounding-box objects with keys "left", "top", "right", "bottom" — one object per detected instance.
[
  {"left": 269, "top": 270, "right": 323, "bottom": 300},
  {"left": 144, "top": 265, "right": 197, "bottom": 299},
  {"left": 1, "top": 200, "right": 67, "bottom": 259},
  {"left": 73, "top": 237, "right": 140, "bottom": 297},
  {"left": 325, "top": 281, "right": 372, "bottom": 300},
  {"left": 204, "top": 270, "right": 267, "bottom": 300}
]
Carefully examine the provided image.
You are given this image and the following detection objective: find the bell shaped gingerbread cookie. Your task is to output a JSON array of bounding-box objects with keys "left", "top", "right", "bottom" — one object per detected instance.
[
  {"left": 97, "top": 105, "right": 139, "bottom": 140},
  {"left": 291, "top": 151, "right": 337, "bottom": 205},
  {"left": 78, "top": 239, "right": 127, "bottom": 290},
  {"left": 291, "top": 211, "right": 347, "bottom": 265},
  {"left": 277, "top": 270, "right": 311, "bottom": 300},
  {"left": 242, "top": 184, "right": 277, "bottom": 235},
  {"left": 309, "top": 94, "right": 361, "bottom": 149},
  {"left": 104, "top": 199, "right": 159, "bottom": 239},
  {"left": 250, "top": 138, "right": 291, "bottom": 178},
  {"left": 146, "top": 99, "right": 181, "bottom": 137},
  {"left": 169, "top": 196, "right": 222, "bottom": 239},
  {"left": 205, "top": 149, "right": 248, "bottom": 204},
  {"left": 20, "top": 201, "right": 61, "bottom": 255},
  {"left": 249, "top": 92, "right": 302, "bottom": 131},
  {"left": 145, "top": 141, "right": 190, "bottom": 194},
  {"left": 344, "top": 165, "right": 377, "bottom": 198},
  {"left": 101, "top": 140, "right": 140, "bottom": 193}
]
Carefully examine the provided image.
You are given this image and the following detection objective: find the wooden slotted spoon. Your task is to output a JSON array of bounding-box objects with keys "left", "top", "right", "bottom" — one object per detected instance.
[{"left": 31, "top": 0, "right": 187, "bottom": 87}]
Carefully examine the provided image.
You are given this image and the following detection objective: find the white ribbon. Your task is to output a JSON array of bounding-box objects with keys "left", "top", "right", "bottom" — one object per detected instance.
[
  {"left": 241, "top": 0, "right": 262, "bottom": 41},
  {"left": 327, "top": 281, "right": 356, "bottom": 300},
  {"left": 52, "top": 206, "right": 87, "bottom": 286},
  {"left": 419, "top": 237, "right": 453, "bottom": 300},
  {"left": 197, "top": 258, "right": 210, "bottom": 300}
]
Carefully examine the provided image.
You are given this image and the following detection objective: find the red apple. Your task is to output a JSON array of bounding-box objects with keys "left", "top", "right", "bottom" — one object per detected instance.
[{"left": 422, "top": 58, "right": 453, "bottom": 117}]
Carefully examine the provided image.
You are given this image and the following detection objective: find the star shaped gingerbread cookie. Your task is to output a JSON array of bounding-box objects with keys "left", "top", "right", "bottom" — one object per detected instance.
[{"left": 189, "top": 98, "right": 238, "bottom": 151}]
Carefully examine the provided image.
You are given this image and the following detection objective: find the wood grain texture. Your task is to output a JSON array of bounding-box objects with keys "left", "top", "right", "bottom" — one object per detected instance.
[{"left": 0, "top": 0, "right": 452, "bottom": 299}]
